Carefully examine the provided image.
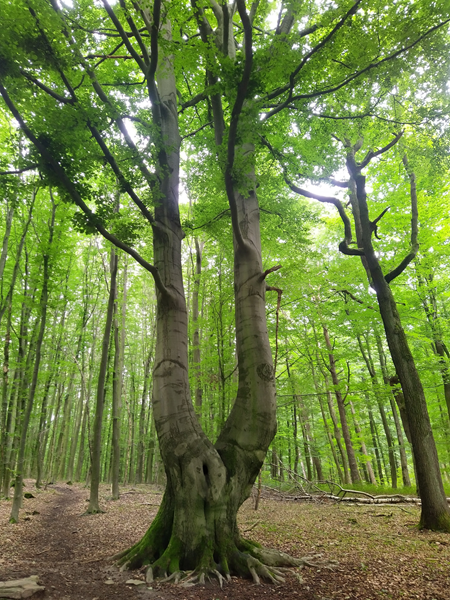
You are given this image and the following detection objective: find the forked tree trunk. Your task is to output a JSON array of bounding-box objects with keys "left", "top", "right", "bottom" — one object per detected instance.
[{"left": 116, "top": 10, "right": 290, "bottom": 580}]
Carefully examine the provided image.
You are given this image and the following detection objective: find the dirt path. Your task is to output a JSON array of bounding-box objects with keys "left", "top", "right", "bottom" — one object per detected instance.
[
  {"left": 0, "top": 483, "right": 147, "bottom": 600},
  {"left": 1, "top": 481, "right": 450, "bottom": 600}
]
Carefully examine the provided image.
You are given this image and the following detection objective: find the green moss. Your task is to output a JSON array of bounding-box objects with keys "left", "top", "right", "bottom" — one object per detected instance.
[{"left": 419, "top": 511, "right": 450, "bottom": 533}]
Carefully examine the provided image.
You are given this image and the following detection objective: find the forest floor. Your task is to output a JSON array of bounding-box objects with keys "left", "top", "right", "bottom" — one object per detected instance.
[{"left": 0, "top": 481, "right": 449, "bottom": 600}]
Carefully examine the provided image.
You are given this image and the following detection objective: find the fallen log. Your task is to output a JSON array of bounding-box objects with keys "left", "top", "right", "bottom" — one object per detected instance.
[{"left": 0, "top": 576, "right": 45, "bottom": 599}]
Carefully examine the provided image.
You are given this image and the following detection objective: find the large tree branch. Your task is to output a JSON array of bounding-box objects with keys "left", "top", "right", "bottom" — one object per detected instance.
[
  {"left": 266, "top": 0, "right": 363, "bottom": 103},
  {"left": 118, "top": 0, "right": 150, "bottom": 65},
  {"left": 0, "top": 164, "right": 38, "bottom": 176},
  {"left": 0, "top": 81, "right": 167, "bottom": 295},
  {"left": 29, "top": 4, "right": 157, "bottom": 224},
  {"left": 19, "top": 70, "right": 75, "bottom": 105},
  {"left": 100, "top": 0, "right": 148, "bottom": 73},
  {"left": 359, "top": 131, "right": 404, "bottom": 168},
  {"left": 179, "top": 90, "right": 207, "bottom": 113},
  {"left": 385, "top": 154, "right": 419, "bottom": 283},
  {"left": 263, "top": 17, "right": 450, "bottom": 119},
  {"left": 287, "top": 179, "right": 364, "bottom": 256},
  {"left": 260, "top": 135, "right": 363, "bottom": 257}
]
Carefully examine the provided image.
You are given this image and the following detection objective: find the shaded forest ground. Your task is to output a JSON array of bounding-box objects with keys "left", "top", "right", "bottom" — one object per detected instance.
[{"left": 0, "top": 481, "right": 449, "bottom": 600}]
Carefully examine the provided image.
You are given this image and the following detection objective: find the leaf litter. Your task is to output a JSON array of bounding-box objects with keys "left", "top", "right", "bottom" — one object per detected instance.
[{"left": 0, "top": 481, "right": 449, "bottom": 600}]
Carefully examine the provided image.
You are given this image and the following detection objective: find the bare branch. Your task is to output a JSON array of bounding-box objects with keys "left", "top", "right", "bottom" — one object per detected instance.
[
  {"left": 19, "top": 70, "right": 75, "bottom": 104},
  {"left": 0, "top": 164, "right": 38, "bottom": 176},
  {"left": 359, "top": 131, "right": 404, "bottom": 168},
  {"left": 262, "top": 264, "right": 282, "bottom": 280},
  {"left": 385, "top": 155, "right": 419, "bottom": 283},
  {"left": 181, "top": 121, "right": 213, "bottom": 140}
]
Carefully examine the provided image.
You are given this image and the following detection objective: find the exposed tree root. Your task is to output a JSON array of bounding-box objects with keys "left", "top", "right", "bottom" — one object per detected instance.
[{"left": 117, "top": 540, "right": 337, "bottom": 587}]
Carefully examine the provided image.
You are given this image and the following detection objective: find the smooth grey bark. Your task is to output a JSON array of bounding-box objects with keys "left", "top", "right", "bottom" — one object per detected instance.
[
  {"left": 10, "top": 200, "right": 55, "bottom": 522},
  {"left": 86, "top": 246, "right": 118, "bottom": 514},
  {"left": 117, "top": 5, "right": 281, "bottom": 576}
]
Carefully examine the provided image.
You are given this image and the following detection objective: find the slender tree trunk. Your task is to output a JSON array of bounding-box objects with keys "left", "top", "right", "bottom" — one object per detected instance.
[
  {"left": 0, "top": 200, "right": 14, "bottom": 283},
  {"left": 323, "top": 326, "right": 361, "bottom": 483},
  {"left": 368, "top": 406, "right": 384, "bottom": 484},
  {"left": 348, "top": 400, "right": 377, "bottom": 485},
  {"left": 10, "top": 201, "right": 55, "bottom": 522},
  {"left": 136, "top": 342, "right": 154, "bottom": 484},
  {"left": 309, "top": 355, "right": 343, "bottom": 483},
  {"left": 357, "top": 334, "right": 397, "bottom": 487},
  {"left": 0, "top": 298, "right": 12, "bottom": 495},
  {"left": 86, "top": 246, "right": 118, "bottom": 513},
  {"left": 192, "top": 238, "right": 204, "bottom": 411},
  {"left": 352, "top": 167, "right": 450, "bottom": 529},
  {"left": 111, "top": 257, "right": 127, "bottom": 499}
]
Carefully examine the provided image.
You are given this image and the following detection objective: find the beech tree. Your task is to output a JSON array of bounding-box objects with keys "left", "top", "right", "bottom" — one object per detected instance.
[{"left": 1, "top": 0, "right": 450, "bottom": 582}]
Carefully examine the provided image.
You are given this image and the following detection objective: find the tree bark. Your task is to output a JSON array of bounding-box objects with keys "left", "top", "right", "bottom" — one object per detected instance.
[
  {"left": 323, "top": 326, "right": 361, "bottom": 483},
  {"left": 111, "top": 256, "right": 127, "bottom": 499},
  {"left": 374, "top": 331, "right": 411, "bottom": 487},
  {"left": 192, "top": 238, "right": 204, "bottom": 411},
  {"left": 352, "top": 169, "right": 450, "bottom": 530},
  {"left": 10, "top": 200, "right": 55, "bottom": 522},
  {"left": 86, "top": 246, "right": 118, "bottom": 513}
]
